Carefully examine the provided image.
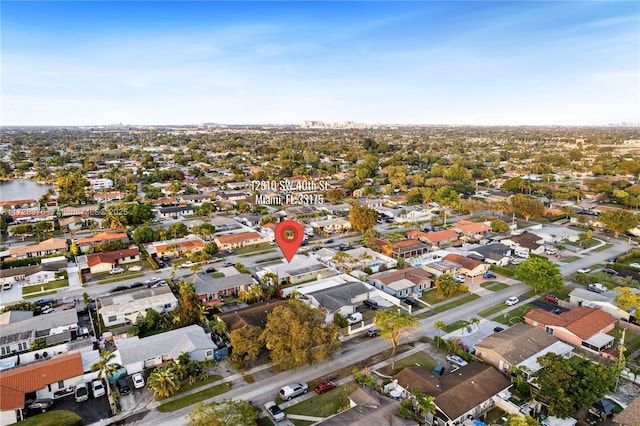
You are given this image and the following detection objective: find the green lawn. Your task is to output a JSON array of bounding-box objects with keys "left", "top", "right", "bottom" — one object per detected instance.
[
  {"left": 99, "top": 272, "right": 145, "bottom": 284},
  {"left": 22, "top": 278, "right": 69, "bottom": 295},
  {"left": 478, "top": 303, "right": 509, "bottom": 318},
  {"left": 286, "top": 382, "right": 358, "bottom": 418},
  {"left": 19, "top": 410, "right": 82, "bottom": 426},
  {"left": 211, "top": 272, "right": 225, "bottom": 278},
  {"left": 156, "top": 382, "right": 231, "bottom": 412},
  {"left": 609, "top": 327, "right": 640, "bottom": 354},
  {"left": 593, "top": 243, "right": 614, "bottom": 252},
  {"left": 493, "top": 305, "right": 533, "bottom": 325},
  {"left": 421, "top": 289, "right": 466, "bottom": 305},
  {"left": 165, "top": 374, "right": 222, "bottom": 397},
  {"left": 443, "top": 320, "right": 470, "bottom": 333},
  {"left": 431, "top": 293, "right": 480, "bottom": 313},
  {"left": 23, "top": 290, "right": 57, "bottom": 299},
  {"left": 561, "top": 256, "right": 580, "bottom": 263},
  {"left": 480, "top": 281, "right": 498, "bottom": 288},
  {"left": 387, "top": 351, "right": 436, "bottom": 374},
  {"left": 482, "top": 282, "right": 510, "bottom": 292},
  {"left": 235, "top": 243, "right": 273, "bottom": 255}
]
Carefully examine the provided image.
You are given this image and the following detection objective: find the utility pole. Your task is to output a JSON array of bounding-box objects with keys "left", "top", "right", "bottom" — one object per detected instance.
[{"left": 615, "top": 328, "right": 626, "bottom": 391}]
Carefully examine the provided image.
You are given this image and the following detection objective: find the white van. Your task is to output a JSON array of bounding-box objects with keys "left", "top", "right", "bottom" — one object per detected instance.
[
  {"left": 347, "top": 312, "right": 363, "bottom": 324},
  {"left": 514, "top": 248, "right": 530, "bottom": 258}
]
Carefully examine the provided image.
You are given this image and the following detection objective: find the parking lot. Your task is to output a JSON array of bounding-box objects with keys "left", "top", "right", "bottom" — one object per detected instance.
[{"left": 45, "top": 392, "right": 112, "bottom": 424}]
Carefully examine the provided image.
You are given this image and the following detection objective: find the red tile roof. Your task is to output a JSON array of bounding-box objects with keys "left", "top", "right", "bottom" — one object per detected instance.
[
  {"left": 422, "top": 229, "right": 458, "bottom": 243},
  {"left": 77, "top": 231, "right": 128, "bottom": 245},
  {"left": 86, "top": 248, "right": 141, "bottom": 267},
  {"left": 0, "top": 353, "right": 84, "bottom": 410},
  {"left": 525, "top": 306, "right": 616, "bottom": 339},
  {"left": 443, "top": 253, "right": 484, "bottom": 270},
  {"left": 215, "top": 231, "right": 262, "bottom": 245},
  {"left": 453, "top": 220, "right": 491, "bottom": 235}
]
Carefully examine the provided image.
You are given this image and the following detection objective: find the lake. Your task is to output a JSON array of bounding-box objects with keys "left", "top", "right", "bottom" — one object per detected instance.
[{"left": 0, "top": 180, "right": 55, "bottom": 201}]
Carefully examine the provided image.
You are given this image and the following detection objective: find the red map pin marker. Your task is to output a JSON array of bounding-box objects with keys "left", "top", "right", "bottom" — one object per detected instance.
[{"left": 275, "top": 220, "right": 304, "bottom": 263}]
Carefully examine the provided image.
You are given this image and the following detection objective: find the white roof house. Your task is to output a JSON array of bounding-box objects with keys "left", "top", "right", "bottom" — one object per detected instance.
[{"left": 99, "top": 287, "right": 178, "bottom": 327}]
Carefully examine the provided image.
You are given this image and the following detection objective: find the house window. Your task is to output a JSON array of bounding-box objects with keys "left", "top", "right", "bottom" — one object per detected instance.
[
  {"left": 108, "top": 315, "right": 117, "bottom": 323},
  {"left": 164, "top": 304, "right": 172, "bottom": 309},
  {"left": 130, "top": 256, "right": 135, "bottom": 260},
  {"left": 545, "top": 326, "right": 553, "bottom": 335},
  {"left": 18, "top": 342, "right": 27, "bottom": 351},
  {"left": 205, "top": 350, "right": 213, "bottom": 358},
  {"left": 58, "top": 381, "right": 65, "bottom": 389}
]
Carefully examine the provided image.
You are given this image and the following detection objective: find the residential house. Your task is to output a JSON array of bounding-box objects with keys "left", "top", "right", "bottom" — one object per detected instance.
[
  {"left": 315, "top": 386, "right": 404, "bottom": 426},
  {"left": 99, "top": 286, "right": 178, "bottom": 327},
  {"left": 59, "top": 216, "right": 84, "bottom": 231},
  {"left": 613, "top": 397, "right": 640, "bottom": 426},
  {"left": 213, "top": 231, "right": 267, "bottom": 251},
  {"left": 257, "top": 256, "right": 336, "bottom": 286},
  {"left": 474, "top": 323, "right": 573, "bottom": 373},
  {"left": 78, "top": 248, "right": 141, "bottom": 274},
  {"left": 368, "top": 267, "right": 432, "bottom": 299},
  {"left": 501, "top": 232, "right": 545, "bottom": 257},
  {"left": 0, "top": 199, "right": 36, "bottom": 212},
  {"left": 0, "top": 258, "right": 66, "bottom": 287},
  {"left": 115, "top": 325, "right": 217, "bottom": 373},
  {"left": 157, "top": 205, "right": 194, "bottom": 219},
  {"left": 467, "top": 244, "right": 512, "bottom": 267},
  {"left": 408, "top": 229, "right": 459, "bottom": 248},
  {"left": 93, "top": 191, "right": 125, "bottom": 203},
  {"left": 260, "top": 222, "right": 278, "bottom": 241},
  {"left": 442, "top": 253, "right": 488, "bottom": 277},
  {"left": 8, "top": 238, "right": 67, "bottom": 259},
  {"left": 394, "top": 364, "right": 512, "bottom": 426},
  {"left": 188, "top": 273, "right": 256, "bottom": 305},
  {"left": 524, "top": 306, "right": 617, "bottom": 354},
  {"left": 0, "top": 310, "right": 79, "bottom": 356},
  {"left": 321, "top": 203, "right": 352, "bottom": 215},
  {"left": 568, "top": 287, "right": 635, "bottom": 321},
  {"left": 284, "top": 205, "right": 318, "bottom": 218},
  {"left": 302, "top": 278, "right": 378, "bottom": 322},
  {"left": 320, "top": 247, "right": 397, "bottom": 273},
  {"left": 0, "top": 353, "right": 85, "bottom": 425},
  {"left": 452, "top": 220, "right": 492, "bottom": 240},
  {"left": 209, "top": 216, "right": 244, "bottom": 232},
  {"left": 145, "top": 235, "right": 206, "bottom": 258},
  {"left": 217, "top": 300, "right": 286, "bottom": 332},
  {"left": 178, "top": 193, "right": 212, "bottom": 206},
  {"left": 89, "top": 178, "right": 114, "bottom": 191},
  {"left": 9, "top": 210, "right": 56, "bottom": 224},
  {"left": 422, "top": 259, "right": 462, "bottom": 277},
  {"left": 309, "top": 217, "right": 352, "bottom": 233},
  {"left": 76, "top": 231, "right": 129, "bottom": 253}
]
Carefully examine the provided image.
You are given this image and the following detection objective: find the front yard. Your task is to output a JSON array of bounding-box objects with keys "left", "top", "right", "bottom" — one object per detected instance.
[
  {"left": 286, "top": 382, "right": 358, "bottom": 419},
  {"left": 22, "top": 278, "right": 69, "bottom": 295}
]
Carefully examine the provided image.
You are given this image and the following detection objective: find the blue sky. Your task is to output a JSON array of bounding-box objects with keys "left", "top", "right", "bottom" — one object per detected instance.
[{"left": 1, "top": 1, "right": 638, "bottom": 126}]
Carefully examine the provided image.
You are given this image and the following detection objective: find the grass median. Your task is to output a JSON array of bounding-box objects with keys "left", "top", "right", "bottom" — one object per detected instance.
[
  {"left": 431, "top": 293, "right": 480, "bottom": 313},
  {"left": 156, "top": 382, "right": 232, "bottom": 412}
]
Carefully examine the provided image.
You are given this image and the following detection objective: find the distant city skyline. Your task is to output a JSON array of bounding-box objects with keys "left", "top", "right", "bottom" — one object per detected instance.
[{"left": 2, "top": 1, "right": 638, "bottom": 126}]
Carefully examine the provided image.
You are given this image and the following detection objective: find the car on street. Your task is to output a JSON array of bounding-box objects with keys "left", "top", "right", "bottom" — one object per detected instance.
[
  {"left": 264, "top": 401, "right": 286, "bottom": 422},
  {"left": 314, "top": 381, "right": 337, "bottom": 394},
  {"left": 110, "top": 285, "right": 129, "bottom": 293},
  {"left": 608, "top": 256, "right": 618, "bottom": 263},
  {"left": 279, "top": 382, "right": 308, "bottom": 400},
  {"left": 75, "top": 383, "right": 89, "bottom": 402},
  {"left": 544, "top": 295, "right": 559, "bottom": 304},
  {"left": 205, "top": 267, "right": 217, "bottom": 273},
  {"left": 577, "top": 267, "right": 591, "bottom": 274},
  {"left": 367, "top": 327, "right": 381, "bottom": 337},
  {"left": 602, "top": 268, "right": 619, "bottom": 275},
  {"left": 91, "top": 379, "right": 106, "bottom": 398},
  {"left": 325, "top": 239, "right": 334, "bottom": 243},
  {"left": 132, "top": 372, "right": 145, "bottom": 389},
  {"left": 116, "top": 377, "right": 131, "bottom": 395},
  {"left": 27, "top": 398, "right": 54, "bottom": 412},
  {"left": 505, "top": 296, "right": 519, "bottom": 306},
  {"left": 483, "top": 272, "right": 497, "bottom": 279},
  {"left": 179, "top": 261, "right": 195, "bottom": 269},
  {"left": 222, "top": 262, "right": 235, "bottom": 267},
  {"left": 493, "top": 326, "right": 505, "bottom": 333},
  {"left": 130, "top": 282, "right": 145, "bottom": 289},
  {"left": 446, "top": 354, "right": 468, "bottom": 367},
  {"left": 109, "top": 268, "right": 125, "bottom": 275},
  {"left": 41, "top": 307, "right": 55, "bottom": 314},
  {"left": 629, "top": 263, "right": 640, "bottom": 269}
]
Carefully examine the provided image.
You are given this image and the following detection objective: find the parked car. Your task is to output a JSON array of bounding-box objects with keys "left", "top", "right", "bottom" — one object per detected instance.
[
  {"left": 325, "top": 239, "right": 334, "bottom": 244},
  {"left": 577, "top": 267, "right": 591, "bottom": 274},
  {"left": 27, "top": 398, "right": 53, "bottom": 412},
  {"left": 458, "top": 341, "right": 470, "bottom": 352},
  {"left": 544, "top": 294, "right": 559, "bottom": 304},
  {"left": 483, "top": 272, "right": 497, "bottom": 279},
  {"left": 551, "top": 308, "right": 562, "bottom": 314},
  {"left": 132, "top": 372, "right": 145, "bottom": 389},
  {"left": 75, "top": 383, "right": 89, "bottom": 402},
  {"left": 128, "top": 265, "right": 143, "bottom": 272},
  {"left": 110, "top": 285, "right": 129, "bottom": 293},
  {"left": 367, "top": 327, "right": 381, "bottom": 337},
  {"left": 602, "top": 268, "right": 619, "bottom": 275},
  {"left": 453, "top": 275, "right": 466, "bottom": 283},
  {"left": 2, "top": 282, "right": 12, "bottom": 290},
  {"left": 179, "top": 261, "right": 195, "bottom": 269},
  {"left": 347, "top": 312, "right": 363, "bottom": 324},
  {"left": 41, "top": 307, "right": 55, "bottom": 314},
  {"left": 446, "top": 354, "right": 468, "bottom": 367},
  {"left": 338, "top": 244, "right": 349, "bottom": 251},
  {"left": 130, "top": 282, "right": 145, "bottom": 289},
  {"left": 116, "top": 377, "right": 131, "bottom": 395},
  {"left": 314, "top": 381, "right": 337, "bottom": 394},
  {"left": 608, "top": 256, "right": 618, "bottom": 263},
  {"left": 222, "top": 262, "right": 235, "bottom": 267},
  {"left": 265, "top": 401, "right": 286, "bottom": 422},
  {"left": 545, "top": 247, "right": 558, "bottom": 255},
  {"left": 588, "top": 283, "right": 606, "bottom": 294},
  {"left": 493, "top": 326, "right": 505, "bottom": 333},
  {"left": 279, "top": 382, "right": 308, "bottom": 400},
  {"left": 91, "top": 379, "right": 106, "bottom": 398},
  {"left": 109, "top": 267, "right": 125, "bottom": 275},
  {"left": 505, "top": 296, "right": 519, "bottom": 306},
  {"left": 629, "top": 263, "right": 640, "bottom": 269},
  {"left": 362, "top": 299, "right": 378, "bottom": 310},
  {"left": 205, "top": 267, "right": 217, "bottom": 273},
  {"left": 403, "top": 296, "right": 419, "bottom": 306}
]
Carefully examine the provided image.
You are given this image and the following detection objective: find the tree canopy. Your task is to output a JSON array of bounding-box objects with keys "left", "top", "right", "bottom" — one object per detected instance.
[
  {"left": 598, "top": 209, "right": 638, "bottom": 237},
  {"left": 349, "top": 204, "right": 378, "bottom": 232},
  {"left": 515, "top": 255, "right": 564, "bottom": 293},
  {"left": 510, "top": 194, "right": 545, "bottom": 222},
  {"left": 374, "top": 309, "right": 419, "bottom": 358},
  {"left": 434, "top": 274, "right": 460, "bottom": 297},
  {"left": 262, "top": 299, "right": 340, "bottom": 369}
]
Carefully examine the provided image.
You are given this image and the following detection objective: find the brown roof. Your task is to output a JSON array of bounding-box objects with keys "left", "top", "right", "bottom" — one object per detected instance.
[
  {"left": 395, "top": 364, "right": 511, "bottom": 421},
  {"left": 525, "top": 306, "right": 617, "bottom": 339},
  {"left": 453, "top": 220, "right": 491, "bottom": 235},
  {"left": 0, "top": 353, "right": 84, "bottom": 410},
  {"left": 77, "top": 231, "right": 128, "bottom": 245},
  {"left": 422, "top": 229, "right": 458, "bottom": 243},
  {"left": 370, "top": 267, "right": 431, "bottom": 286},
  {"left": 505, "top": 232, "right": 543, "bottom": 249},
  {"left": 0, "top": 199, "right": 36, "bottom": 208},
  {"left": 614, "top": 396, "right": 640, "bottom": 426},
  {"left": 154, "top": 237, "right": 205, "bottom": 255},
  {"left": 443, "top": 253, "right": 484, "bottom": 270},
  {"left": 217, "top": 300, "right": 285, "bottom": 331},
  {"left": 215, "top": 231, "right": 262, "bottom": 245},
  {"left": 474, "top": 323, "right": 558, "bottom": 365},
  {"left": 86, "top": 248, "right": 140, "bottom": 267},
  {"left": 8, "top": 238, "right": 67, "bottom": 257}
]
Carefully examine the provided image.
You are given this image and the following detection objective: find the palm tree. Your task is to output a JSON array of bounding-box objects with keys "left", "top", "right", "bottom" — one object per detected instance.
[
  {"left": 470, "top": 317, "right": 480, "bottom": 330},
  {"left": 433, "top": 320, "right": 446, "bottom": 346},
  {"left": 91, "top": 350, "right": 120, "bottom": 414},
  {"left": 411, "top": 387, "right": 436, "bottom": 420},
  {"left": 147, "top": 365, "right": 181, "bottom": 398}
]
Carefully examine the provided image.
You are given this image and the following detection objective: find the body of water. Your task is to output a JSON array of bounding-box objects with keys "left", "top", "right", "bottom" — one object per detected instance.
[{"left": 0, "top": 180, "right": 54, "bottom": 201}]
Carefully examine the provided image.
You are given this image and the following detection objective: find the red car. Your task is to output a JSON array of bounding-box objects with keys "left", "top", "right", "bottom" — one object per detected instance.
[
  {"left": 314, "top": 381, "right": 337, "bottom": 394},
  {"left": 544, "top": 295, "right": 559, "bottom": 304}
]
